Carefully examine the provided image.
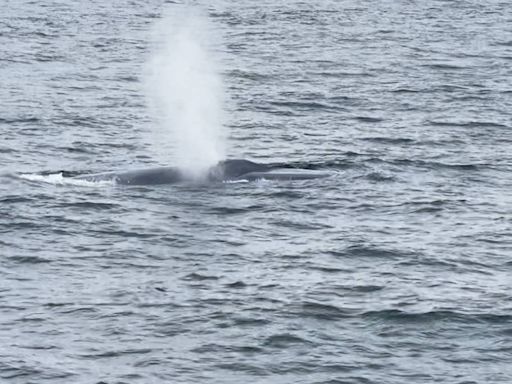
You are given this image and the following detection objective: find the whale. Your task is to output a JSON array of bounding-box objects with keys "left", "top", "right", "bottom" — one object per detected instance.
[{"left": 72, "top": 159, "right": 330, "bottom": 185}]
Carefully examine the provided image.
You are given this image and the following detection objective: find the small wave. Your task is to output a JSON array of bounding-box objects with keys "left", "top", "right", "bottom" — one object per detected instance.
[
  {"left": 427, "top": 120, "right": 508, "bottom": 129},
  {"left": 366, "top": 157, "right": 489, "bottom": 171},
  {"left": 298, "top": 301, "right": 354, "bottom": 320},
  {"left": 412, "top": 206, "right": 444, "bottom": 213},
  {"left": 365, "top": 172, "right": 396, "bottom": 182},
  {"left": 423, "top": 63, "right": 467, "bottom": 70},
  {"left": 7, "top": 255, "right": 51, "bottom": 264},
  {"left": 269, "top": 100, "right": 343, "bottom": 112},
  {"left": 363, "top": 309, "right": 512, "bottom": 324},
  {"left": 0, "top": 146, "right": 15, "bottom": 153},
  {"left": 226, "top": 69, "right": 270, "bottom": 81},
  {"left": 263, "top": 333, "right": 311, "bottom": 348},
  {"left": 0, "top": 196, "right": 32, "bottom": 203},
  {"left": 353, "top": 116, "right": 383, "bottom": 123},
  {"left": 183, "top": 273, "right": 219, "bottom": 281},
  {"left": 0, "top": 117, "right": 40, "bottom": 124},
  {"left": 18, "top": 173, "right": 114, "bottom": 187},
  {"left": 494, "top": 40, "right": 512, "bottom": 47},
  {"left": 391, "top": 88, "right": 421, "bottom": 93},
  {"left": 361, "top": 137, "right": 415, "bottom": 144},
  {"left": 209, "top": 206, "right": 248, "bottom": 215},
  {"left": 225, "top": 280, "right": 247, "bottom": 288},
  {"left": 63, "top": 201, "right": 119, "bottom": 210},
  {"left": 329, "top": 245, "right": 408, "bottom": 259},
  {"left": 59, "top": 146, "right": 95, "bottom": 154},
  {"left": 79, "top": 348, "right": 153, "bottom": 359}
]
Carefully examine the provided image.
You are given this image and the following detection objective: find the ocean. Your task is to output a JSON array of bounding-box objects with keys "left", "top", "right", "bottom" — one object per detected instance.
[{"left": 1, "top": 1, "right": 511, "bottom": 383}]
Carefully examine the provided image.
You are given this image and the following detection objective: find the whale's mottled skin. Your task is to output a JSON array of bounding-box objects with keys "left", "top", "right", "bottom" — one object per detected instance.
[{"left": 73, "top": 159, "right": 330, "bottom": 185}]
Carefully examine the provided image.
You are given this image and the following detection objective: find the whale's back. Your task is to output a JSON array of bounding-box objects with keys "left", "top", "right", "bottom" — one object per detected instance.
[
  {"left": 74, "top": 166, "right": 183, "bottom": 185},
  {"left": 71, "top": 159, "right": 330, "bottom": 185},
  {"left": 215, "top": 159, "right": 270, "bottom": 179}
]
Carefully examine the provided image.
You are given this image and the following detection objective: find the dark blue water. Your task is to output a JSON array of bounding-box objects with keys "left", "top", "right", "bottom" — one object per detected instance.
[{"left": 1, "top": 1, "right": 512, "bottom": 383}]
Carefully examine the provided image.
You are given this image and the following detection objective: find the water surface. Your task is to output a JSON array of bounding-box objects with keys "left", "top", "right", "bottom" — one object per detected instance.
[{"left": 1, "top": 1, "right": 512, "bottom": 383}]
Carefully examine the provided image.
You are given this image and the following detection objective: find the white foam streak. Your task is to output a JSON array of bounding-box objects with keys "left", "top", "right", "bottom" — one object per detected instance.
[
  {"left": 19, "top": 173, "right": 114, "bottom": 187},
  {"left": 145, "top": 9, "right": 226, "bottom": 176}
]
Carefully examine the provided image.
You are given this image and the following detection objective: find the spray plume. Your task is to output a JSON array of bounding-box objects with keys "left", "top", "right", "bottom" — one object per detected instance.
[{"left": 145, "top": 7, "right": 226, "bottom": 177}]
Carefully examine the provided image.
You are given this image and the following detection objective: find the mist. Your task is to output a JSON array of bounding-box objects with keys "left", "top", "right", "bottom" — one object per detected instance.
[{"left": 144, "top": 8, "right": 226, "bottom": 176}]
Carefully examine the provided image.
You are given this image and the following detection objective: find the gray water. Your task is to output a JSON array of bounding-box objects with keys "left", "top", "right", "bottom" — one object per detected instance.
[{"left": 1, "top": 1, "right": 512, "bottom": 383}]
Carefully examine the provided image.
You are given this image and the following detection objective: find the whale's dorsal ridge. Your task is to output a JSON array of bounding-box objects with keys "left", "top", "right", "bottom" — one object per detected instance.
[
  {"left": 71, "top": 158, "right": 329, "bottom": 185},
  {"left": 216, "top": 159, "right": 271, "bottom": 179}
]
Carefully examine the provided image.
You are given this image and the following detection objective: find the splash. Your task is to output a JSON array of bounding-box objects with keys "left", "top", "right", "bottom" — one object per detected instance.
[
  {"left": 145, "top": 8, "right": 226, "bottom": 177},
  {"left": 18, "top": 173, "right": 115, "bottom": 187}
]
